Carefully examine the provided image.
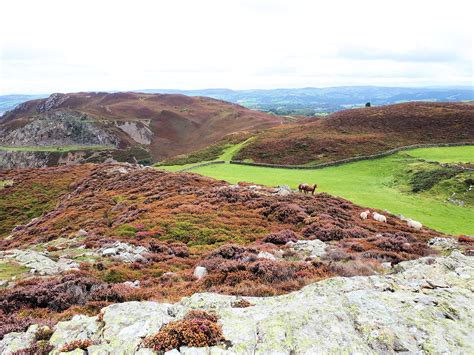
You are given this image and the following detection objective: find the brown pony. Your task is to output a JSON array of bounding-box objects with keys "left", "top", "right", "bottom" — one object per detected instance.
[{"left": 298, "top": 183, "right": 317, "bottom": 195}]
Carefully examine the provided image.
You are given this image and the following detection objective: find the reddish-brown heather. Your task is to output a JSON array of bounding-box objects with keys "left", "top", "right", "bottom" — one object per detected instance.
[{"left": 0, "top": 163, "right": 449, "bottom": 337}]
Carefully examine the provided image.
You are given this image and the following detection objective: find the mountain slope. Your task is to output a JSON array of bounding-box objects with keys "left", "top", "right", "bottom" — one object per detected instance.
[
  {"left": 235, "top": 102, "right": 474, "bottom": 165},
  {"left": 2, "top": 163, "right": 463, "bottom": 342},
  {"left": 0, "top": 92, "right": 282, "bottom": 166}
]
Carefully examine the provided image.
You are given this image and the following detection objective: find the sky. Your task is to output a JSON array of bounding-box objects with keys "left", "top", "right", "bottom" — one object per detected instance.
[{"left": 0, "top": 0, "right": 473, "bottom": 94}]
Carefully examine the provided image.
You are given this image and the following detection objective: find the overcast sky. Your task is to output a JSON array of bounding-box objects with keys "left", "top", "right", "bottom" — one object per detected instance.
[{"left": 0, "top": 0, "right": 473, "bottom": 94}]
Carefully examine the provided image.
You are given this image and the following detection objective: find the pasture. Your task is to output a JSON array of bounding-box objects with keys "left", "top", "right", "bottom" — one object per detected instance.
[
  {"left": 405, "top": 145, "right": 474, "bottom": 163},
  {"left": 160, "top": 146, "right": 474, "bottom": 235}
]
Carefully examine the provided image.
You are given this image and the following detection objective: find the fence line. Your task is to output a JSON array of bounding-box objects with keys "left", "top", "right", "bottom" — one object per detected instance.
[{"left": 228, "top": 142, "right": 474, "bottom": 170}]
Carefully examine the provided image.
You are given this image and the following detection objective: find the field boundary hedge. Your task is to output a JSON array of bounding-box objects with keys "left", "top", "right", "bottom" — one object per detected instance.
[{"left": 228, "top": 142, "right": 474, "bottom": 170}]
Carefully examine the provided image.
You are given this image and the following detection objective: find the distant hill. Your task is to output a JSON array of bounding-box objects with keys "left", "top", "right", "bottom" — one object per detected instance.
[
  {"left": 234, "top": 102, "right": 474, "bottom": 165},
  {"left": 0, "top": 94, "right": 47, "bottom": 116},
  {"left": 2, "top": 86, "right": 472, "bottom": 117},
  {"left": 139, "top": 86, "right": 474, "bottom": 115},
  {"left": 0, "top": 92, "right": 281, "bottom": 167}
]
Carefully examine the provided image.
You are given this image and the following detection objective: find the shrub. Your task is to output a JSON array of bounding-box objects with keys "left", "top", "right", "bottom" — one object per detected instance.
[
  {"left": 231, "top": 299, "right": 254, "bottom": 308},
  {"left": 0, "top": 311, "right": 32, "bottom": 340},
  {"left": 59, "top": 339, "right": 93, "bottom": 352},
  {"left": 327, "top": 260, "right": 377, "bottom": 277},
  {"left": 410, "top": 168, "right": 458, "bottom": 192},
  {"left": 0, "top": 274, "right": 106, "bottom": 314},
  {"left": 265, "top": 203, "right": 307, "bottom": 224},
  {"left": 303, "top": 225, "right": 347, "bottom": 241},
  {"left": 459, "top": 236, "right": 473, "bottom": 244},
  {"left": 263, "top": 230, "right": 298, "bottom": 245},
  {"left": 183, "top": 310, "right": 219, "bottom": 323},
  {"left": 143, "top": 313, "right": 224, "bottom": 352},
  {"left": 11, "top": 341, "right": 53, "bottom": 355},
  {"left": 35, "top": 325, "right": 53, "bottom": 341},
  {"left": 207, "top": 244, "right": 257, "bottom": 261}
]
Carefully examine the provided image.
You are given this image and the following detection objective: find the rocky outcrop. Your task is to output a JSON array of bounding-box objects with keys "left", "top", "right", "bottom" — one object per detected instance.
[
  {"left": 286, "top": 239, "right": 327, "bottom": 258},
  {"left": 0, "top": 110, "right": 118, "bottom": 147},
  {"left": 37, "top": 93, "right": 70, "bottom": 113},
  {"left": 98, "top": 241, "right": 149, "bottom": 263},
  {"left": 115, "top": 121, "right": 153, "bottom": 145},
  {"left": 0, "top": 324, "right": 39, "bottom": 355},
  {"left": 2, "top": 252, "right": 472, "bottom": 354},
  {"left": 0, "top": 249, "right": 79, "bottom": 275}
]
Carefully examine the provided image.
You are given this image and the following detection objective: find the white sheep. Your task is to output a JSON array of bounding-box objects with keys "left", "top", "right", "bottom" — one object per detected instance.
[
  {"left": 372, "top": 212, "right": 387, "bottom": 223},
  {"left": 407, "top": 219, "right": 422, "bottom": 230},
  {"left": 360, "top": 210, "right": 370, "bottom": 220}
]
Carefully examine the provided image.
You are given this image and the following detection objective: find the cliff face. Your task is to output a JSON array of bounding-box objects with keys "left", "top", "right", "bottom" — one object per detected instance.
[
  {"left": 1, "top": 252, "right": 472, "bottom": 354},
  {"left": 0, "top": 110, "right": 119, "bottom": 147},
  {"left": 0, "top": 150, "right": 119, "bottom": 170}
]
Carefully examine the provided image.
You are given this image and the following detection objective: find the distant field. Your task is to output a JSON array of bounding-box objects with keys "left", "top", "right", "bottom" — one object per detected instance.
[
  {"left": 0, "top": 145, "right": 115, "bottom": 152},
  {"left": 406, "top": 146, "right": 474, "bottom": 163},
  {"left": 160, "top": 147, "right": 474, "bottom": 235},
  {"left": 160, "top": 140, "right": 250, "bottom": 172}
]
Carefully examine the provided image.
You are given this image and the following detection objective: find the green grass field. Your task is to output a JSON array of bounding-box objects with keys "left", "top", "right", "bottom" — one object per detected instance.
[
  {"left": 405, "top": 146, "right": 474, "bottom": 163},
  {"left": 0, "top": 145, "right": 115, "bottom": 152},
  {"left": 160, "top": 139, "right": 253, "bottom": 172},
  {"left": 159, "top": 146, "right": 474, "bottom": 235}
]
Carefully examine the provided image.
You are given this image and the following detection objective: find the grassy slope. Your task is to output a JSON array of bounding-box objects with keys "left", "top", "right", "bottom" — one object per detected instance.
[
  {"left": 184, "top": 149, "right": 474, "bottom": 235},
  {"left": 159, "top": 139, "right": 253, "bottom": 172},
  {"left": 405, "top": 146, "right": 474, "bottom": 163}
]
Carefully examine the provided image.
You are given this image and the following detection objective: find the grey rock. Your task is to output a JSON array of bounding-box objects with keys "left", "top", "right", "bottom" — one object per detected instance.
[
  {"left": 193, "top": 266, "right": 208, "bottom": 280},
  {"left": 49, "top": 315, "right": 100, "bottom": 351},
  {"left": 99, "top": 242, "right": 149, "bottom": 263},
  {"left": 99, "top": 301, "right": 177, "bottom": 353},
  {"left": 59, "top": 349, "right": 86, "bottom": 355},
  {"left": 76, "top": 229, "right": 88, "bottom": 237},
  {"left": 274, "top": 185, "right": 292, "bottom": 196},
  {"left": 428, "top": 237, "right": 459, "bottom": 251},
  {"left": 286, "top": 239, "right": 327, "bottom": 258},
  {"left": 257, "top": 251, "right": 277, "bottom": 260},
  {"left": 1, "top": 249, "right": 79, "bottom": 275},
  {"left": 3, "top": 253, "right": 473, "bottom": 354},
  {"left": 0, "top": 324, "right": 38, "bottom": 355}
]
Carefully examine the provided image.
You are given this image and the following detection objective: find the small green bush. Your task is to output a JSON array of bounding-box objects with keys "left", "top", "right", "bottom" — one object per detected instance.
[{"left": 410, "top": 168, "right": 458, "bottom": 192}]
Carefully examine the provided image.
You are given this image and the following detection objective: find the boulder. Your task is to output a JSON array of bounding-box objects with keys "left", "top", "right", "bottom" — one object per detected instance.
[
  {"left": 274, "top": 185, "right": 292, "bottom": 196},
  {"left": 76, "top": 229, "right": 88, "bottom": 237},
  {"left": 0, "top": 249, "right": 79, "bottom": 275},
  {"left": 99, "top": 242, "right": 149, "bottom": 263},
  {"left": 49, "top": 315, "right": 100, "bottom": 351},
  {"left": 286, "top": 239, "right": 327, "bottom": 258},
  {"left": 257, "top": 251, "right": 277, "bottom": 260},
  {"left": 0, "top": 324, "right": 38, "bottom": 355},
  {"left": 428, "top": 237, "right": 459, "bottom": 251},
  {"left": 193, "top": 266, "right": 208, "bottom": 280},
  {"left": 99, "top": 301, "right": 178, "bottom": 352}
]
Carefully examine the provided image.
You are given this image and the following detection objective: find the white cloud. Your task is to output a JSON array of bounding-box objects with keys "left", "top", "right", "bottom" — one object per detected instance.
[{"left": 0, "top": 0, "right": 472, "bottom": 94}]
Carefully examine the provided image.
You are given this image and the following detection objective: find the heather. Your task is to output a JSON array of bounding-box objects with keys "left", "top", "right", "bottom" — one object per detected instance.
[{"left": 0, "top": 163, "right": 458, "bottom": 339}]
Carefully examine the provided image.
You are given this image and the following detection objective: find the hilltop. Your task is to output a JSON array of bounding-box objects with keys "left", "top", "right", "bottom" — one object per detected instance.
[
  {"left": 0, "top": 92, "right": 281, "bottom": 168},
  {"left": 234, "top": 102, "right": 474, "bottom": 165},
  {"left": 1, "top": 164, "right": 466, "bottom": 334}
]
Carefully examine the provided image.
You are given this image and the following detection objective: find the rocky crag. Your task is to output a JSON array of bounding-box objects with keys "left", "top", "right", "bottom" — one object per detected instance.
[{"left": 0, "top": 251, "right": 472, "bottom": 354}]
